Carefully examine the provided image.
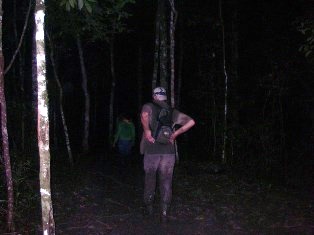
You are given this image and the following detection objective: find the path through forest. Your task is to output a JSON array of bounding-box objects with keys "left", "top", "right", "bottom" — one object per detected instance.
[{"left": 51, "top": 152, "right": 313, "bottom": 235}]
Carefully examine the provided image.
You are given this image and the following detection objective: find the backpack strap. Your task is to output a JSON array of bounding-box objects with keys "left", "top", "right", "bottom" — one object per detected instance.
[{"left": 150, "top": 102, "right": 162, "bottom": 139}]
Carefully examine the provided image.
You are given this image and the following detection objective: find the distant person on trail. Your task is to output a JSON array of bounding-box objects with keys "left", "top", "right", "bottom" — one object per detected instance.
[
  {"left": 140, "top": 87, "right": 195, "bottom": 223},
  {"left": 113, "top": 114, "right": 135, "bottom": 166}
]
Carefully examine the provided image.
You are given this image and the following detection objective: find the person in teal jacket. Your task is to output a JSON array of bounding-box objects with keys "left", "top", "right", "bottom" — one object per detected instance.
[{"left": 113, "top": 114, "right": 135, "bottom": 161}]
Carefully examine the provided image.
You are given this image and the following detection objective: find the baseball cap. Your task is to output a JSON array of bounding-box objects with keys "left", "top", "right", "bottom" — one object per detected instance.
[{"left": 153, "top": 87, "right": 167, "bottom": 101}]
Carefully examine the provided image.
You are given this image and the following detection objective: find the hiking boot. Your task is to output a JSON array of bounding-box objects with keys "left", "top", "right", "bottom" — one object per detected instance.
[
  {"left": 160, "top": 203, "right": 169, "bottom": 223},
  {"left": 160, "top": 210, "right": 168, "bottom": 223}
]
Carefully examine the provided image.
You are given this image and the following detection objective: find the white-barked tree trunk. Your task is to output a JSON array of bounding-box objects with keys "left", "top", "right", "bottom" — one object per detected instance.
[{"left": 35, "top": 0, "right": 55, "bottom": 233}]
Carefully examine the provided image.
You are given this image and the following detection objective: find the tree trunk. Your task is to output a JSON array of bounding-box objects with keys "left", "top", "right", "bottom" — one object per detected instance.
[
  {"left": 211, "top": 81, "right": 217, "bottom": 156},
  {"left": 231, "top": 0, "right": 239, "bottom": 84},
  {"left": 13, "top": 0, "right": 24, "bottom": 151},
  {"left": 229, "top": 0, "right": 239, "bottom": 163},
  {"left": 159, "top": 0, "right": 168, "bottom": 89},
  {"left": 152, "top": 1, "right": 161, "bottom": 89},
  {"left": 0, "top": 1, "right": 15, "bottom": 231},
  {"left": 47, "top": 32, "right": 74, "bottom": 166},
  {"left": 32, "top": 6, "right": 38, "bottom": 155},
  {"left": 137, "top": 45, "right": 143, "bottom": 130},
  {"left": 10, "top": 0, "right": 31, "bottom": 152},
  {"left": 76, "top": 36, "right": 90, "bottom": 153},
  {"left": 91, "top": 76, "right": 98, "bottom": 145},
  {"left": 108, "top": 38, "right": 116, "bottom": 145},
  {"left": 176, "top": 21, "right": 183, "bottom": 109},
  {"left": 219, "top": 0, "right": 229, "bottom": 164},
  {"left": 169, "top": 0, "right": 177, "bottom": 108},
  {"left": 35, "top": 0, "right": 55, "bottom": 234}
]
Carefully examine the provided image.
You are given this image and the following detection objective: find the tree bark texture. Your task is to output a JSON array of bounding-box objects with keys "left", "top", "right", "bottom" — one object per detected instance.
[
  {"left": 77, "top": 36, "right": 90, "bottom": 153},
  {"left": 159, "top": 0, "right": 168, "bottom": 89},
  {"left": 169, "top": 0, "right": 177, "bottom": 108},
  {"left": 0, "top": 1, "right": 15, "bottom": 231},
  {"left": 152, "top": 1, "right": 161, "bottom": 89},
  {"left": 35, "top": 0, "right": 55, "bottom": 234},
  {"left": 219, "top": 0, "right": 229, "bottom": 163},
  {"left": 0, "top": 3, "right": 15, "bottom": 230},
  {"left": 0, "top": 56, "right": 15, "bottom": 233}
]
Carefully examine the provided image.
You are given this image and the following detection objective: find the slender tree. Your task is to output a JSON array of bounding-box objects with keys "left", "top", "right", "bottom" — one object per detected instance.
[
  {"left": 152, "top": 0, "right": 168, "bottom": 89},
  {"left": 137, "top": 45, "right": 143, "bottom": 116},
  {"left": 152, "top": 1, "right": 161, "bottom": 89},
  {"left": 168, "top": 0, "right": 177, "bottom": 107},
  {"left": 9, "top": 0, "right": 32, "bottom": 152},
  {"left": 35, "top": 0, "right": 55, "bottom": 233},
  {"left": 108, "top": 37, "right": 115, "bottom": 145},
  {"left": 176, "top": 18, "right": 183, "bottom": 109},
  {"left": 49, "top": 1, "right": 96, "bottom": 155},
  {"left": 0, "top": 1, "right": 15, "bottom": 231},
  {"left": 46, "top": 32, "right": 74, "bottom": 166},
  {"left": 159, "top": 0, "right": 168, "bottom": 88},
  {"left": 229, "top": 0, "right": 239, "bottom": 162},
  {"left": 168, "top": 0, "right": 179, "bottom": 162},
  {"left": 219, "top": 0, "right": 229, "bottom": 163},
  {"left": 76, "top": 36, "right": 90, "bottom": 153}
]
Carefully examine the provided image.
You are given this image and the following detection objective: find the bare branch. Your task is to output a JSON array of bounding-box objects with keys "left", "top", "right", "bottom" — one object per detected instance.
[{"left": 4, "top": 0, "right": 32, "bottom": 75}]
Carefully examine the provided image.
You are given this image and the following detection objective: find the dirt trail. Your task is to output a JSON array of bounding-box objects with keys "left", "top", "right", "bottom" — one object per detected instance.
[
  {"left": 53, "top": 154, "right": 224, "bottom": 235},
  {"left": 52, "top": 153, "right": 314, "bottom": 235}
]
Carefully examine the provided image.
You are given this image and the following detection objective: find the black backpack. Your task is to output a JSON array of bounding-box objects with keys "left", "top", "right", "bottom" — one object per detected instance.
[{"left": 152, "top": 103, "right": 174, "bottom": 144}]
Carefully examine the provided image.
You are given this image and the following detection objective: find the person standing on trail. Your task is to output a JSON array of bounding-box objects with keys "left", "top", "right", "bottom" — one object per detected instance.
[
  {"left": 113, "top": 113, "right": 135, "bottom": 166},
  {"left": 140, "top": 87, "right": 195, "bottom": 223}
]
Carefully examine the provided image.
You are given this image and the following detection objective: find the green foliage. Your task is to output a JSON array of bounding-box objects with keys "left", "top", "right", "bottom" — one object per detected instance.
[
  {"left": 0, "top": 156, "right": 39, "bottom": 230},
  {"left": 60, "top": 0, "right": 97, "bottom": 13},
  {"left": 296, "top": 20, "right": 314, "bottom": 61},
  {"left": 47, "top": 1, "right": 85, "bottom": 37},
  {"left": 49, "top": 0, "right": 134, "bottom": 42},
  {"left": 84, "top": 0, "right": 135, "bottom": 42}
]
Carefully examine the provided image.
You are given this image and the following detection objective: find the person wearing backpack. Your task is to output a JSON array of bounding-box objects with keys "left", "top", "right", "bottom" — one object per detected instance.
[{"left": 140, "top": 87, "right": 195, "bottom": 223}]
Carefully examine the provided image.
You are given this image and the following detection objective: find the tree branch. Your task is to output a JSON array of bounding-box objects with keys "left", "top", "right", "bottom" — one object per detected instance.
[{"left": 4, "top": 0, "right": 32, "bottom": 75}]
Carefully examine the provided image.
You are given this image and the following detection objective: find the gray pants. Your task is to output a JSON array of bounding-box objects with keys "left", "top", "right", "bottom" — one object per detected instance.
[{"left": 143, "top": 154, "right": 175, "bottom": 206}]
